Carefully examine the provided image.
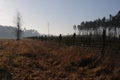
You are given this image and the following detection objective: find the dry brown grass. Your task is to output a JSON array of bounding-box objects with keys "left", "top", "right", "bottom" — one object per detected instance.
[{"left": 0, "top": 39, "right": 120, "bottom": 80}]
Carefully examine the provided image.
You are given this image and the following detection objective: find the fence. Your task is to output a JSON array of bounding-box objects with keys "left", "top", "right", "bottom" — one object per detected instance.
[{"left": 27, "top": 29, "right": 120, "bottom": 54}]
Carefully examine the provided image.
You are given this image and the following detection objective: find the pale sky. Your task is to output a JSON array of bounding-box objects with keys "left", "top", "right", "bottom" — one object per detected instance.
[{"left": 0, "top": 0, "right": 120, "bottom": 35}]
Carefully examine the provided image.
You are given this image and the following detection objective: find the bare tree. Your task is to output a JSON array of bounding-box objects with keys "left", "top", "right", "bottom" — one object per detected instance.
[
  {"left": 15, "top": 11, "right": 22, "bottom": 40},
  {"left": 73, "top": 25, "right": 76, "bottom": 34}
]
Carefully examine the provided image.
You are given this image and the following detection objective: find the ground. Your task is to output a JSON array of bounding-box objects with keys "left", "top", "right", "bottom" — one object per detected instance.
[{"left": 0, "top": 39, "right": 120, "bottom": 80}]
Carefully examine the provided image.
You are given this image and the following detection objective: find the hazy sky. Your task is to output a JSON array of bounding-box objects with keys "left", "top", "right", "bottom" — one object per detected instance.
[{"left": 0, "top": 0, "right": 120, "bottom": 35}]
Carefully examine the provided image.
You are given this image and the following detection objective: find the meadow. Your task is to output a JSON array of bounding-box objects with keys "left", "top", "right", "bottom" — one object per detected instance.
[{"left": 0, "top": 38, "right": 120, "bottom": 80}]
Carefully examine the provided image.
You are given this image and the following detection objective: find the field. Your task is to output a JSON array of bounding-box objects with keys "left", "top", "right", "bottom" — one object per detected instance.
[{"left": 0, "top": 39, "right": 120, "bottom": 80}]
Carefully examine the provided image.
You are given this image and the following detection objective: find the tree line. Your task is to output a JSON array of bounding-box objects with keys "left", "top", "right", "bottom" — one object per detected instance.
[{"left": 73, "top": 11, "right": 120, "bottom": 37}]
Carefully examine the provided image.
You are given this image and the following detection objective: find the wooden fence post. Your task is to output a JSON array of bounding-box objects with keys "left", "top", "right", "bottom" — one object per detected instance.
[
  {"left": 59, "top": 34, "right": 62, "bottom": 47},
  {"left": 101, "top": 29, "right": 106, "bottom": 54},
  {"left": 73, "top": 33, "right": 76, "bottom": 45}
]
